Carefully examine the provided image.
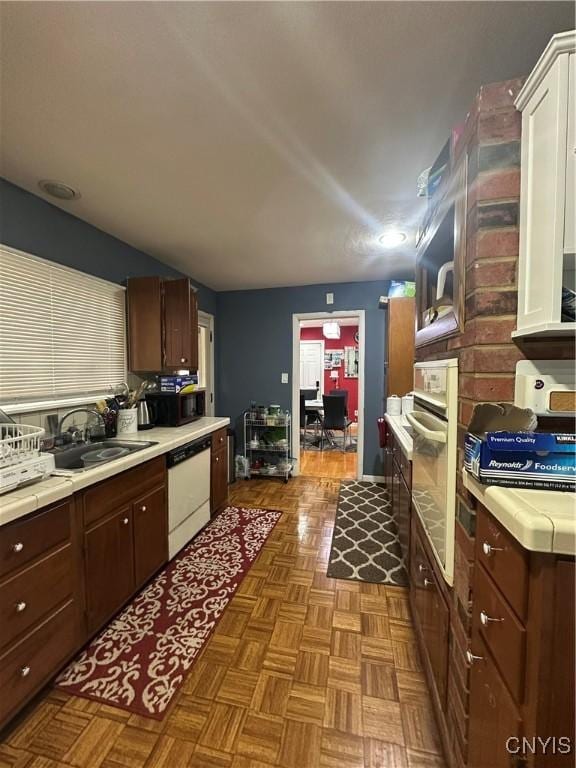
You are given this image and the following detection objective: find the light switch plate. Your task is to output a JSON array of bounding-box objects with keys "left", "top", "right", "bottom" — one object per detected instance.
[
  {"left": 326, "top": 292, "right": 334, "bottom": 305},
  {"left": 281, "top": 373, "right": 289, "bottom": 384}
]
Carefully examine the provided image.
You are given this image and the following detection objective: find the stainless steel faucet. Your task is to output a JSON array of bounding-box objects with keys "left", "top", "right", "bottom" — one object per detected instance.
[{"left": 57, "top": 408, "right": 106, "bottom": 443}]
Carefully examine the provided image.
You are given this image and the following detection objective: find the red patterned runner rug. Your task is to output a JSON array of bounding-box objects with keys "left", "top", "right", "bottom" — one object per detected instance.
[{"left": 56, "top": 506, "right": 281, "bottom": 719}]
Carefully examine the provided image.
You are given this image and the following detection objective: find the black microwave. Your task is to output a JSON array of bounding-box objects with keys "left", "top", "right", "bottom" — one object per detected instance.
[{"left": 146, "top": 391, "right": 205, "bottom": 427}]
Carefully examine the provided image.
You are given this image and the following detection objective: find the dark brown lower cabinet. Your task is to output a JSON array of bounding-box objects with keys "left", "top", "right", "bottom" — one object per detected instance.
[
  {"left": 384, "top": 428, "right": 412, "bottom": 567},
  {"left": 412, "top": 499, "right": 575, "bottom": 768},
  {"left": 211, "top": 428, "right": 229, "bottom": 515},
  {"left": 409, "top": 514, "right": 449, "bottom": 711},
  {"left": 467, "top": 634, "right": 522, "bottom": 768},
  {"left": 0, "top": 499, "right": 82, "bottom": 731},
  {"left": 84, "top": 506, "right": 135, "bottom": 634},
  {"left": 396, "top": 470, "right": 411, "bottom": 566},
  {"left": 133, "top": 486, "right": 168, "bottom": 585}
]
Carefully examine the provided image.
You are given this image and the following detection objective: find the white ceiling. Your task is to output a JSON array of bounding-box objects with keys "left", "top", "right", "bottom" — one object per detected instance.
[{"left": 0, "top": 2, "right": 573, "bottom": 291}]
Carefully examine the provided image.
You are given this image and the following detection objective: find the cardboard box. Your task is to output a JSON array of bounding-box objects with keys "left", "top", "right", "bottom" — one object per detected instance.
[
  {"left": 464, "top": 431, "right": 576, "bottom": 492},
  {"left": 158, "top": 375, "right": 197, "bottom": 393}
]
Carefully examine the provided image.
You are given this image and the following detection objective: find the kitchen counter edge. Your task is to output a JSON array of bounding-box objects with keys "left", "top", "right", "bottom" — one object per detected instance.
[
  {"left": 385, "top": 414, "right": 413, "bottom": 460},
  {"left": 463, "top": 468, "right": 575, "bottom": 556},
  {"left": 0, "top": 417, "right": 230, "bottom": 528}
]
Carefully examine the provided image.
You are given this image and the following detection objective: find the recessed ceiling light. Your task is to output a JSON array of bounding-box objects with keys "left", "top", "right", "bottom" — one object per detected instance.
[
  {"left": 38, "top": 180, "right": 81, "bottom": 201},
  {"left": 378, "top": 231, "right": 407, "bottom": 248}
]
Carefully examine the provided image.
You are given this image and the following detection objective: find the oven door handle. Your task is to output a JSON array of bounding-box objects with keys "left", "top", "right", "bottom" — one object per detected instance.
[{"left": 406, "top": 411, "right": 447, "bottom": 443}]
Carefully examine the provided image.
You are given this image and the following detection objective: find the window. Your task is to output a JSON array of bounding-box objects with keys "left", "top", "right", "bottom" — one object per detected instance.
[{"left": 0, "top": 245, "right": 127, "bottom": 405}]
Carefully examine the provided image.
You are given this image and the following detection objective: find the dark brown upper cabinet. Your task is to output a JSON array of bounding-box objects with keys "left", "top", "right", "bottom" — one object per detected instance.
[
  {"left": 415, "top": 152, "right": 467, "bottom": 349},
  {"left": 127, "top": 277, "right": 198, "bottom": 373}
]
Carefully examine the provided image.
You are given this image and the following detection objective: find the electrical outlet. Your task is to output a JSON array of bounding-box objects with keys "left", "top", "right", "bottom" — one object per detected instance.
[
  {"left": 326, "top": 292, "right": 334, "bottom": 305},
  {"left": 281, "top": 372, "right": 289, "bottom": 384}
]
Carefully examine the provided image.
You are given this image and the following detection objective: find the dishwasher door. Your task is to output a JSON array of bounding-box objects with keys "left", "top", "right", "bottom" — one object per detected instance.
[{"left": 168, "top": 446, "right": 211, "bottom": 559}]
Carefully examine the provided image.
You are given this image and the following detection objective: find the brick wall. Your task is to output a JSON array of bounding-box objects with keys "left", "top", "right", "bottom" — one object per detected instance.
[{"left": 415, "top": 78, "right": 525, "bottom": 767}]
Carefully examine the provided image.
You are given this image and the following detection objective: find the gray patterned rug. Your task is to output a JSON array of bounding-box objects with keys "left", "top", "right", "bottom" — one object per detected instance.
[{"left": 327, "top": 480, "right": 408, "bottom": 586}]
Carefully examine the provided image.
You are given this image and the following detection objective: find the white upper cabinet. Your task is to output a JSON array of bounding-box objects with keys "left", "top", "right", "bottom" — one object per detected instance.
[{"left": 514, "top": 31, "right": 576, "bottom": 338}]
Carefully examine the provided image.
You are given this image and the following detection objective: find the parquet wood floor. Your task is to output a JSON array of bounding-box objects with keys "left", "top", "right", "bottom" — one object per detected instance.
[
  {"left": 0, "top": 477, "right": 446, "bottom": 768},
  {"left": 300, "top": 451, "right": 357, "bottom": 480}
]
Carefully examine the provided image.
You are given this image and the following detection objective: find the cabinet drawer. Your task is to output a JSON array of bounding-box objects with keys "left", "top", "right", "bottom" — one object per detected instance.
[
  {"left": 476, "top": 506, "right": 528, "bottom": 621},
  {"left": 0, "top": 601, "right": 77, "bottom": 728},
  {"left": 211, "top": 428, "right": 227, "bottom": 452},
  {"left": 473, "top": 563, "right": 526, "bottom": 703},
  {"left": 467, "top": 634, "right": 522, "bottom": 768},
  {"left": 83, "top": 457, "right": 165, "bottom": 528},
  {"left": 0, "top": 501, "right": 71, "bottom": 580},
  {"left": 0, "top": 545, "right": 74, "bottom": 651}
]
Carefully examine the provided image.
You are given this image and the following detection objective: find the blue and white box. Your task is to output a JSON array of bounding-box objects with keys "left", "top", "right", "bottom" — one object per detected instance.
[
  {"left": 464, "top": 431, "right": 576, "bottom": 492},
  {"left": 158, "top": 375, "right": 198, "bottom": 393}
]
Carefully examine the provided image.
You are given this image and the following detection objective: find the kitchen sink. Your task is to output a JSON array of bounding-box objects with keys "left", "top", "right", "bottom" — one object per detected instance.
[{"left": 50, "top": 439, "right": 158, "bottom": 474}]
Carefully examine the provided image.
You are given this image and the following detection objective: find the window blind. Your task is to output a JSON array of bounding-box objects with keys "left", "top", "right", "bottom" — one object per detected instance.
[{"left": 0, "top": 245, "right": 127, "bottom": 403}]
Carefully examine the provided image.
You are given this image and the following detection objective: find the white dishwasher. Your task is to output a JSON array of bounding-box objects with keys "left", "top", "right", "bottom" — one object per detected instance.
[{"left": 167, "top": 435, "right": 212, "bottom": 559}]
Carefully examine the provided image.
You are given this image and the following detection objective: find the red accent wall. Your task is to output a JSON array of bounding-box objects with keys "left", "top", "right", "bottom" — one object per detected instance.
[{"left": 300, "top": 326, "right": 359, "bottom": 420}]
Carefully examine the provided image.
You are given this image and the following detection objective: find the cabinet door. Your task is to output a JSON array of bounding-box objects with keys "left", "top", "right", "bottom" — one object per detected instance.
[
  {"left": 396, "top": 473, "right": 411, "bottom": 568},
  {"left": 391, "top": 458, "right": 401, "bottom": 525},
  {"left": 127, "top": 277, "right": 163, "bottom": 372},
  {"left": 517, "top": 53, "right": 570, "bottom": 332},
  {"left": 423, "top": 566, "right": 449, "bottom": 710},
  {"left": 211, "top": 448, "right": 228, "bottom": 515},
  {"left": 383, "top": 447, "right": 394, "bottom": 493},
  {"left": 84, "top": 507, "right": 135, "bottom": 634},
  {"left": 163, "top": 278, "right": 198, "bottom": 371},
  {"left": 565, "top": 53, "right": 575, "bottom": 255},
  {"left": 410, "top": 521, "right": 449, "bottom": 711},
  {"left": 468, "top": 635, "right": 522, "bottom": 768},
  {"left": 132, "top": 486, "right": 168, "bottom": 586},
  {"left": 386, "top": 297, "right": 416, "bottom": 397}
]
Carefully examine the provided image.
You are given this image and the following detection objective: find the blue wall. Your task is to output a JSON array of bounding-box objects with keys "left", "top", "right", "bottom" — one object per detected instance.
[
  {"left": 216, "top": 281, "right": 389, "bottom": 476},
  {"left": 0, "top": 178, "right": 217, "bottom": 314}
]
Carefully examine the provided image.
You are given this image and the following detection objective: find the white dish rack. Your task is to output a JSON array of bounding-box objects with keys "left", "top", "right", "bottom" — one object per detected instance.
[{"left": 0, "top": 424, "right": 55, "bottom": 494}]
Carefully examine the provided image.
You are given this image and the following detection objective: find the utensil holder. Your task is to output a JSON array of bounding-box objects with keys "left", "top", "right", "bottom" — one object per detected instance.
[{"left": 117, "top": 407, "right": 138, "bottom": 436}]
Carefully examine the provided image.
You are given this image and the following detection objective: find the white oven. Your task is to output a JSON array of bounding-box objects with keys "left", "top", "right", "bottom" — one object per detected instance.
[{"left": 406, "top": 359, "right": 458, "bottom": 585}]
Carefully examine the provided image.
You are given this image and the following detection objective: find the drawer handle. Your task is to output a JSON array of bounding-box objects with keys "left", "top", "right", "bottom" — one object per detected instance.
[
  {"left": 15, "top": 601, "right": 27, "bottom": 613},
  {"left": 122, "top": 517, "right": 129, "bottom": 525},
  {"left": 423, "top": 577, "right": 433, "bottom": 588},
  {"left": 466, "top": 650, "right": 484, "bottom": 666},
  {"left": 480, "top": 610, "right": 503, "bottom": 627},
  {"left": 180, "top": 357, "right": 187, "bottom": 363},
  {"left": 215, "top": 456, "right": 219, "bottom": 463},
  {"left": 141, "top": 505, "right": 147, "bottom": 512},
  {"left": 482, "top": 541, "right": 503, "bottom": 557},
  {"left": 219, "top": 437, "right": 224, "bottom": 443},
  {"left": 12, "top": 542, "right": 24, "bottom": 553},
  {"left": 418, "top": 563, "right": 428, "bottom": 574},
  {"left": 20, "top": 666, "right": 31, "bottom": 678}
]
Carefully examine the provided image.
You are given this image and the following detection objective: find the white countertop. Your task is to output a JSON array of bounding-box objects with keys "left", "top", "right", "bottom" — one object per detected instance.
[
  {"left": 0, "top": 417, "right": 230, "bottom": 529},
  {"left": 463, "top": 469, "right": 576, "bottom": 556},
  {"left": 385, "top": 414, "right": 413, "bottom": 460}
]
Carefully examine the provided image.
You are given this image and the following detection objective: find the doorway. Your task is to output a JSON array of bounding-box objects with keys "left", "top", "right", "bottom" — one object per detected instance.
[
  {"left": 292, "top": 311, "right": 365, "bottom": 481},
  {"left": 198, "top": 311, "right": 215, "bottom": 416}
]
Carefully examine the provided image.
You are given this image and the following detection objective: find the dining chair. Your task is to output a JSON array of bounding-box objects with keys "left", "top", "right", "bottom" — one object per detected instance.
[
  {"left": 321, "top": 394, "right": 353, "bottom": 451},
  {"left": 300, "top": 392, "right": 321, "bottom": 443}
]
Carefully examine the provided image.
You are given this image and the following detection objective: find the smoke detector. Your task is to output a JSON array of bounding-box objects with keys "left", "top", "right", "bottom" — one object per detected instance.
[{"left": 38, "top": 180, "right": 81, "bottom": 201}]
